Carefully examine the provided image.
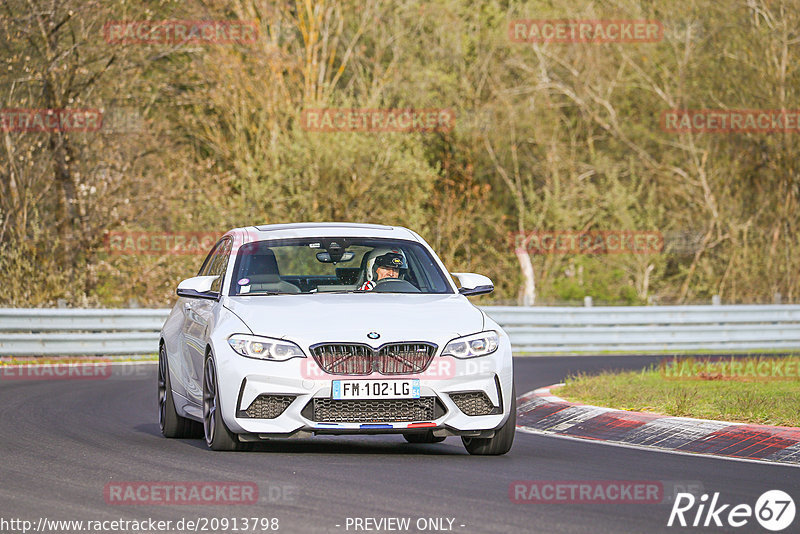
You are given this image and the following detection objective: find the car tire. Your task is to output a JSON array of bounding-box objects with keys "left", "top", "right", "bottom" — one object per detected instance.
[
  {"left": 461, "top": 385, "right": 516, "bottom": 456},
  {"left": 403, "top": 431, "right": 446, "bottom": 444},
  {"left": 203, "top": 353, "right": 251, "bottom": 451},
  {"left": 159, "top": 344, "right": 203, "bottom": 439}
]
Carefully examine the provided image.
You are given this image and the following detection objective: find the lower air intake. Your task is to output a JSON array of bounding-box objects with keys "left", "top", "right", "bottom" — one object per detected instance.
[
  {"left": 243, "top": 395, "right": 296, "bottom": 419},
  {"left": 310, "top": 397, "right": 436, "bottom": 423},
  {"left": 449, "top": 391, "right": 497, "bottom": 416}
]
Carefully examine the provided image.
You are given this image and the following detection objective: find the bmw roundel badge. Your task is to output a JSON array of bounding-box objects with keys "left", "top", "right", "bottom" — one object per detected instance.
[{"left": 367, "top": 332, "right": 380, "bottom": 339}]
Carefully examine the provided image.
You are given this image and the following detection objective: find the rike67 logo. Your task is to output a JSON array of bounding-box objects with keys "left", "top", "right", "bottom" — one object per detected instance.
[{"left": 668, "top": 490, "right": 795, "bottom": 531}]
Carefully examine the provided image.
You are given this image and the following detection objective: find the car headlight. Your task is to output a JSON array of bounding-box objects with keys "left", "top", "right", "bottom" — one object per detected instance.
[
  {"left": 227, "top": 334, "right": 305, "bottom": 361},
  {"left": 443, "top": 331, "right": 499, "bottom": 359}
]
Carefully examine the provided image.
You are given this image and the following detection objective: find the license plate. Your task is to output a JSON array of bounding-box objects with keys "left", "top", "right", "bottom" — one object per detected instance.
[{"left": 331, "top": 379, "right": 420, "bottom": 400}]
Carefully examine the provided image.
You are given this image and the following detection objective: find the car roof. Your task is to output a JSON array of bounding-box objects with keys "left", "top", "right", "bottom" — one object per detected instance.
[
  {"left": 224, "top": 222, "right": 422, "bottom": 245},
  {"left": 253, "top": 222, "right": 396, "bottom": 232}
]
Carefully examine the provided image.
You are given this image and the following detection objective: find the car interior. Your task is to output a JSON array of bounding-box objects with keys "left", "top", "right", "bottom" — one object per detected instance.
[
  {"left": 232, "top": 241, "right": 433, "bottom": 294},
  {"left": 240, "top": 249, "right": 302, "bottom": 294}
]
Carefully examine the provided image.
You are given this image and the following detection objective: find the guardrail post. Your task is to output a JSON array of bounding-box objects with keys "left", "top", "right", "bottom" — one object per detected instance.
[
  {"left": 712, "top": 295, "right": 721, "bottom": 306},
  {"left": 584, "top": 296, "right": 593, "bottom": 307}
]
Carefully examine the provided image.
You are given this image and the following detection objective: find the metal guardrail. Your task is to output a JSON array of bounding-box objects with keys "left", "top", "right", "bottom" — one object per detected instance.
[
  {"left": 0, "top": 309, "right": 169, "bottom": 332},
  {"left": 487, "top": 305, "right": 800, "bottom": 353},
  {"left": 1, "top": 305, "right": 799, "bottom": 356},
  {"left": 0, "top": 309, "right": 169, "bottom": 355}
]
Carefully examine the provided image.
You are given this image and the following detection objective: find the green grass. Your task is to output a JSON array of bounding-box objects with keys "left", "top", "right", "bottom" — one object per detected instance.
[{"left": 557, "top": 356, "right": 800, "bottom": 428}]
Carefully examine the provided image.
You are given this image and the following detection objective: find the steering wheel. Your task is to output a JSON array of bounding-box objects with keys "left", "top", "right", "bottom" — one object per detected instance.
[{"left": 372, "top": 278, "right": 421, "bottom": 293}]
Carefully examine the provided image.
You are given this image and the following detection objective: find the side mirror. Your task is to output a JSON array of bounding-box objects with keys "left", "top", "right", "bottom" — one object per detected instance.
[
  {"left": 176, "top": 275, "right": 220, "bottom": 300},
  {"left": 452, "top": 272, "right": 494, "bottom": 296}
]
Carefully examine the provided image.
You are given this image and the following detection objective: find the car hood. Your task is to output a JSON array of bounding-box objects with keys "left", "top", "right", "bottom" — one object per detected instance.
[{"left": 223, "top": 293, "right": 484, "bottom": 347}]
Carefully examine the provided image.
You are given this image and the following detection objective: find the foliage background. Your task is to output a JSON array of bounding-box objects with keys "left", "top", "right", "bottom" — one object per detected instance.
[{"left": 1, "top": 0, "right": 798, "bottom": 307}]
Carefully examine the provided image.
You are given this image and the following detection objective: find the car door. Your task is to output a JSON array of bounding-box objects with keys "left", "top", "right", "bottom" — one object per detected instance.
[
  {"left": 169, "top": 242, "right": 216, "bottom": 409},
  {"left": 180, "top": 237, "right": 232, "bottom": 406}
]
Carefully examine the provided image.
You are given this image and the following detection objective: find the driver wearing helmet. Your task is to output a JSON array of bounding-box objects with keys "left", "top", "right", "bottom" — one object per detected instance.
[{"left": 358, "top": 249, "right": 408, "bottom": 291}]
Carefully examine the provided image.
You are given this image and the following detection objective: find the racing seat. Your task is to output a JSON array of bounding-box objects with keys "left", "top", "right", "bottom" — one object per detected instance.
[{"left": 243, "top": 249, "right": 300, "bottom": 293}]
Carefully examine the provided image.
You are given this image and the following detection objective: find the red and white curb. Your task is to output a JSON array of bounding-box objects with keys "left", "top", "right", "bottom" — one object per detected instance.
[{"left": 517, "top": 384, "right": 800, "bottom": 467}]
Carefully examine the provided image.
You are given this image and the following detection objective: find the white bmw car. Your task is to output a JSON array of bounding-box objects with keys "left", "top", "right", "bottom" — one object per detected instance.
[{"left": 158, "top": 223, "right": 515, "bottom": 454}]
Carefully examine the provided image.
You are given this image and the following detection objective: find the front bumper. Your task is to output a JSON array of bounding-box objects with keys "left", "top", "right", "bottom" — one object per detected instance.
[{"left": 215, "top": 341, "right": 514, "bottom": 438}]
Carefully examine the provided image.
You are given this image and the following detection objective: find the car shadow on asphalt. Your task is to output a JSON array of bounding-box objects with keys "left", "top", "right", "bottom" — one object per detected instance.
[
  {"left": 135, "top": 423, "right": 470, "bottom": 455},
  {"left": 255, "top": 441, "right": 467, "bottom": 455},
  {"left": 214, "top": 437, "right": 466, "bottom": 455}
]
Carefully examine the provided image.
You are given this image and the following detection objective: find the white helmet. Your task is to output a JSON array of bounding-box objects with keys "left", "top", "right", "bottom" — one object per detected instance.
[{"left": 364, "top": 247, "right": 408, "bottom": 283}]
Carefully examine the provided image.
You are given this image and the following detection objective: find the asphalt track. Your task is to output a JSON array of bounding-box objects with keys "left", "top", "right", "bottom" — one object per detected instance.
[{"left": 1, "top": 355, "right": 798, "bottom": 534}]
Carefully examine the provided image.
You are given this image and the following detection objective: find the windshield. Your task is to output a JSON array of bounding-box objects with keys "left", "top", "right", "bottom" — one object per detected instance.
[{"left": 228, "top": 237, "right": 453, "bottom": 295}]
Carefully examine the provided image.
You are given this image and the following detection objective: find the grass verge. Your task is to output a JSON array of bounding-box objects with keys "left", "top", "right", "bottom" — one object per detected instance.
[{"left": 557, "top": 356, "right": 800, "bottom": 428}]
